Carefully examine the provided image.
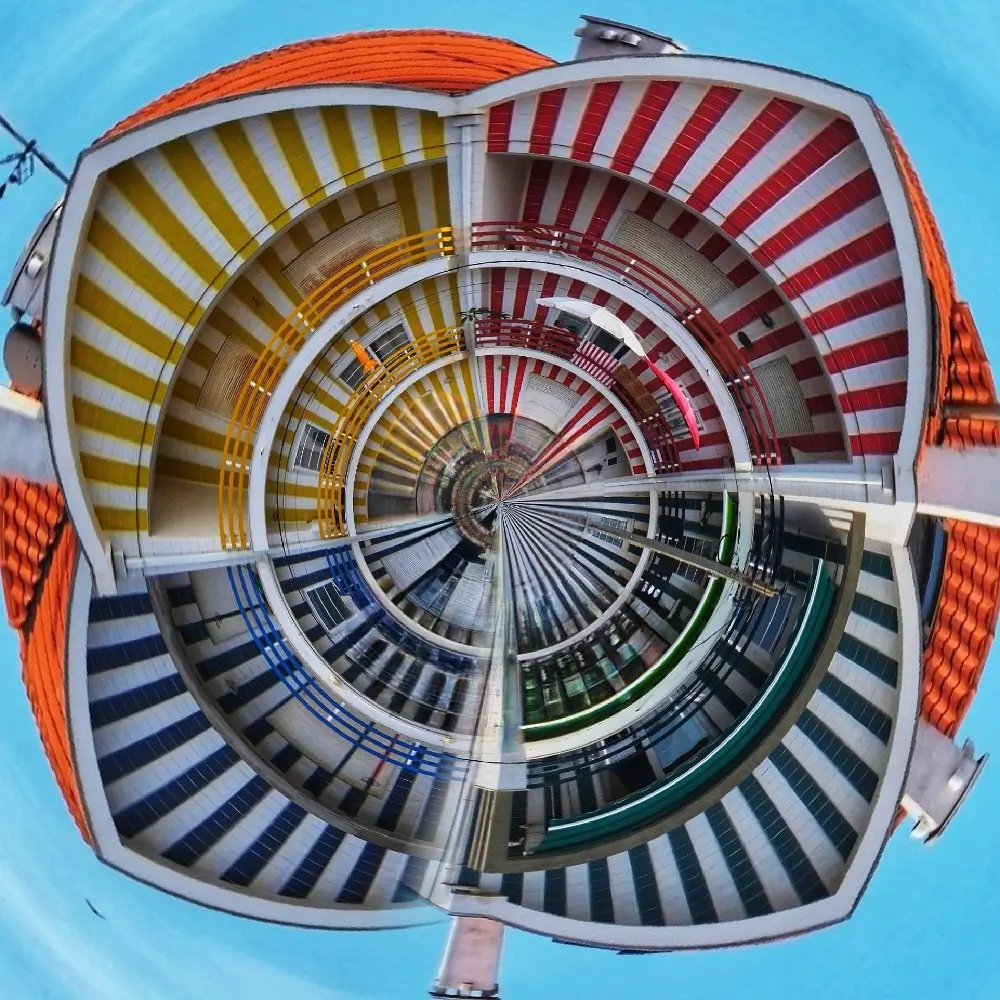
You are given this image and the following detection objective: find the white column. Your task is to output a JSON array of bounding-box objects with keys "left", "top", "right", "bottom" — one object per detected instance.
[
  {"left": 917, "top": 445, "right": 1000, "bottom": 527},
  {"left": 445, "top": 114, "right": 489, "bottom": 416},
  {"left": 472, "top": 512, "right": 527, "bottom": 791},
  {"left": 430, "top": 916, "right": 505, "bottom": 999},
  {"left": 0, "top": 385, "right": 55, "bottom": 483},
  {"left": 445, "top": 114, "right": 486, "bottom": 255}
]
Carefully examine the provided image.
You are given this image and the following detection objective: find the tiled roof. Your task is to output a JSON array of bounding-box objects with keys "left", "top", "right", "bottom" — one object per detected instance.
[
  {"left": 0, "top": 477, "right": 65, "bottom": 629},
  {"left": 1, "top": 468, "right": 88, "bottom": 842},
  {"left": 1, "top": 338, "right": 87, "bottom": 837},
  {"left": 881, "top": 113, "right": 1000, "bottom": 737},
  {"left": 18, "top": 525, "right": 91, "bottom": 841},
  {"left": 922, "top": 520, "right": 1000, "bottom": 737},
  {"left": 5, "top": 25, "right": 553, "bottom": 845},
  {"left": 103, "top": 29, "right": 555, "bottom": 138},
  {"left": 881, "top": 113, "right": 1000, "bottom": 452}
]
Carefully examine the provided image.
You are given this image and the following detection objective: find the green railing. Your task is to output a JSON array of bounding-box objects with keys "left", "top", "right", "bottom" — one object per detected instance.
[
  {"left": 520, "top": 492, "right": 736, "bottom": 741},
  {"left": 536, "top": 556, "right": 835, "bottom": 853}
]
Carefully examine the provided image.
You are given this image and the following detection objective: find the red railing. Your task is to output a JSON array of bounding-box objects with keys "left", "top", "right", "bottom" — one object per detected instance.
[
  {"left": 470, "top": 223, "right": 781, "bottom": 466},
  {"left": 474, "top": 318, "right": 681, "bottom": 473}
]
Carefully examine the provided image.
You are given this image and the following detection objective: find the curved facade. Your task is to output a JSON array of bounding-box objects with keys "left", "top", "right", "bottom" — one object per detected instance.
[{"left": 2, "top": 16, "right": 997, "bottom": 997}]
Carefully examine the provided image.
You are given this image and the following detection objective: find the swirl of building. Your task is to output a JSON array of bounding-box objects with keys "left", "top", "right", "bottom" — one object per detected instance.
[{"left": 2, "top": 15, "right": 998, "bottom": 998}]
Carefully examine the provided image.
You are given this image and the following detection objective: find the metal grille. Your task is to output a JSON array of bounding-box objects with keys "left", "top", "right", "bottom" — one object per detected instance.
[
  {"left": 197, "top": 338, "right": 259, "bottom": 417},
  {"left": 613, "top": 212, "right": 736, "bottom": 306},
  {"left": 283, "top": 204, "right": 403, "bottom": 296},
  {"left": 750, "top": 356, "right": 814, "bottom": 436},
  {"left": 524, "top": 373, "right": 581, "bottom": 413}
]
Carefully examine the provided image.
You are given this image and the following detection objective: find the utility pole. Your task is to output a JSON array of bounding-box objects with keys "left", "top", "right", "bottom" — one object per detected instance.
[{"left": 0, "top": 112, "right": 69, "bottom": 200}]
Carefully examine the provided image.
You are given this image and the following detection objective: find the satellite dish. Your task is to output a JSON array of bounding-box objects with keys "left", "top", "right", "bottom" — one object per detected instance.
[{"left": 3, "top": 321, "right": 42, "bottom": 393}]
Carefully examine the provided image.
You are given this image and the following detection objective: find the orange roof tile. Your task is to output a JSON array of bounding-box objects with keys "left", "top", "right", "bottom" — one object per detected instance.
[
  {"left": 18, "top": 525, "right": 91, "bottom": 842},
  {"left": 922, "top": 520, "right": 1000, "bottom": 737},
  {"left": 1, "top": 477, "right": 66, "bottom": 630},
  {"left": 880, "top": 114, "right": 1000, "bottom": 739},
  {"left": 103, "top": 29, "right": 555, "bottom": 138},
  {"left": 1, "top": 321, "right": 86, "bottom": 837},
  {"left": 881, "top": 114, "right": 1000, "bottom": 452},
  {"left": 1, "top": 473, "right": 87, "bottom": 840}
]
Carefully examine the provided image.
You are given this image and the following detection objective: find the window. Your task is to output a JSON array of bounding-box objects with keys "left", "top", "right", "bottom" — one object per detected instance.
[
  {"left": 338, "top": 324, "right": 409, "bottom": 388},
  {"left": 305, "top": 582, "right": 349, "bottom": 633},
  {"left": 369, "top": 324, "right": 409, "bottom": 361},
  {"left": 294, "top": 422, "right": 330, "bottom": 472},
  {"left": 756, "top": 592, "right": 796, "bottom": 652},
  {"left": 589, "top": 328, "right": 619, "bottom": 355},
  {"left": 589, "top": 514, "right": 628, "bottom": 546},
  {"left": 338, "top": 355, "right": 367, "bottom": 390},
  {"left": 590, "top": 527, "right": 622, "bottom": 545},
  {"left": 553, "top": 311, "right": 589, "bottom": 337},
  {"left": 554, "top": 311, "right": 624, "bottom": 357},
  {"left": 657, "top": 382, "right": 704, "bottom": 440}
]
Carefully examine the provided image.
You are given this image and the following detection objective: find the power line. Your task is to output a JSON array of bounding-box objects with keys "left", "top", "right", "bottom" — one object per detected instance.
[{"left": 0, "top": 112, "right": 69, "bottom": 201}]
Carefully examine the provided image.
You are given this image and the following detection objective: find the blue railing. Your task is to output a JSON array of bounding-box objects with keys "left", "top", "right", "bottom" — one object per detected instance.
[
  {"left": 226, "top": 564, "right": 466, "bottom": 779},
  {"left": 323, "top": 549, "right": 475, "bottom": 674}
]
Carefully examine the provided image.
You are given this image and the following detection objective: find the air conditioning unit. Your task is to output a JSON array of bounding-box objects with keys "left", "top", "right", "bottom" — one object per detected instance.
[{"left": 574, "top": 15, "right": 687, "bottom": 60}]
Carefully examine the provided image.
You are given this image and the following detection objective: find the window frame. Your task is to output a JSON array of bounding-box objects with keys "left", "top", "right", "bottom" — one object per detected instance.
[
  {"left": 304, "top": 581, "right": 350, "bottom": 633},
  {"left": 292, "top": 421, "right": 331, "bottom": 473}
]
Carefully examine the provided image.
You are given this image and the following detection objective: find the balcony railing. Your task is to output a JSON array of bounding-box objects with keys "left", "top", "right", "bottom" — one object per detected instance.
[
  {"left": 227, "top": 562, "right": 465, "bottom": 780},
  {"left": 314, "top": 325, "right": 465, "bottom": 539},
  {"left": 470, "top": 222, "right": 781, "bottom": 467},
  {"left": 218, "top": 227, "right": 454, "bottom": 551},
  {"left": 474, "top": 317, "right": 682, "bottom": 473}
]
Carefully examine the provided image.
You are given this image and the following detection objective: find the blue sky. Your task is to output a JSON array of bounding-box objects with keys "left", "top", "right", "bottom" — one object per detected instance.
[{"left": 2, "top": 1, "right": 999, "bottom": 997}]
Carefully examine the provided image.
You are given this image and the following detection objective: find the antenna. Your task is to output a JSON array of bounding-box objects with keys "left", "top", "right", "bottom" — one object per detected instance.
[{"left": 0, "top": 112, "right": 69, "bottom": 200}]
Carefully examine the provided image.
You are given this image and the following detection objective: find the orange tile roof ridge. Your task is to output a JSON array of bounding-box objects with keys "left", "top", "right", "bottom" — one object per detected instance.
[{"left": 101, "top": 29, "right": 556, "bottom": 139}]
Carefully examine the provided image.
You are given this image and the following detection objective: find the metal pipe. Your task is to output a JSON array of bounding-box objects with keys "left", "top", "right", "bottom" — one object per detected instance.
[
  {"left": 125, "top": 511, "right": 456, "bottom": 575},
  {"left": 513, "top": 467, "right": 883, "bottom": 504},
  {"left": 599, "top": 525, "right": 779, "bottom": 597}
]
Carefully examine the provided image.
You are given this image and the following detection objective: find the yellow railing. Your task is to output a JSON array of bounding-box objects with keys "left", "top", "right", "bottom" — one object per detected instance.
[
  {"left": 316, "top": 326, "right": 466, "bottom": 538},
  {"left": 218, "top": 228, "right": 454, "bottom": 550}
]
